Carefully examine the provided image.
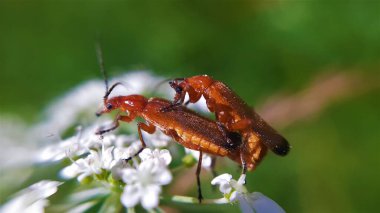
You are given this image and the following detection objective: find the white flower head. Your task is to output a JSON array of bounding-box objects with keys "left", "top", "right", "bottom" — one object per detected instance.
[
  {"left": 60, "top": 146, "right": 117, "bottom": 181},
  {"left": 211, "top": 174, "right": 285, "bottom": 213},
  {"left": 139, "top": 148, "right": 172, "bottom": 166},
  {"left": 211, "top": 173, "right": 233, "bottom": 194},
  {"left": 0, "top": 180, "right": 62, "bottom": 213},
  {"left": 113, "top": 141, "right": 142, "bottom": 160},
  {"left": 38, "top": 135, "right": 84, "bottom": 162},
  {"left": 121, "top": 160, "right": 172, "bottom": 210},
  {"left": 37, "top": 125, "right": 106, "bottom": 162}
]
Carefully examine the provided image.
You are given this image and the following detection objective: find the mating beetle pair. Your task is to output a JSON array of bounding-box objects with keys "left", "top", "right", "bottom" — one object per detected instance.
[
  {"left": 95, "top": 41, "right": 289, "bottom": 203},
  {"left": 95, "top": 73, "right": 290, "bottom": 202}
]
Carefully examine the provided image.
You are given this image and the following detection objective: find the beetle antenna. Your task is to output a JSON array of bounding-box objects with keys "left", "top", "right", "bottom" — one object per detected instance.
[
  {"left": 96, "top": 42, "right": 109, "bottom": 101},
  {"left": 104, "top": 82, "right": 128, "bottom": 100},
  {"left": 152, "top": 78, "right": 173, "bottom": 92}
]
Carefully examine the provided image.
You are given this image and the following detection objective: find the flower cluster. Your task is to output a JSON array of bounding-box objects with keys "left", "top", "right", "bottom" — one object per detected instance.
[
  {"left": 56, "top": 126, "right": 174, "bottom": 211},
  {"left": 0, "top": 71, "right": 286, "bottom": 212}
]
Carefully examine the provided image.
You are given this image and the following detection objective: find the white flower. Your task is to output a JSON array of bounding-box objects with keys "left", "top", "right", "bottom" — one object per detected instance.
[
  {"left": 38, "top": 135, "right": 85, "bottom": 162},
  {"left": 211, "top": 174, "right": 285, "bottom": 213},
  {"left": 111, "top": 145, "right": 143, "bottom": 180},
  {"left": 139, "top": 148, "right": 172, "bottom": 166},
  {"left": 211, "top": 173, "right": 248, "bottom": 200},
  {"left": 0, "top": 180, "right": 62, "bottom": 213},
  {"left": 185, "top": 148, "right": 212, "bottom": 169},
  {"left": 60, "top": 146, "right": 117, "bottom": 181},
  {"left": 120, "top": 160, "right": 172, "bottom": 210},
  {"left": 211, "top": 173, "right": 237, "bottom": 194},
  {"left": 37, "top": 125, "right": 103, "bottom": 162},
  {"left": 38, "top": 123, "right": 140, "bottom": 163},
  {"left": 119, "top": 142, "right": 142, "bottom": 159}
]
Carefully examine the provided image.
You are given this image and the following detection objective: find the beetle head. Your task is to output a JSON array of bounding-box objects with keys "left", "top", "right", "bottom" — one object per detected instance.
[
  {"left": 183, "top": 75, "right": 213, "bottom": 93},
  {"left": 96, "top": 88, "right": 147, "bottom": 116}
]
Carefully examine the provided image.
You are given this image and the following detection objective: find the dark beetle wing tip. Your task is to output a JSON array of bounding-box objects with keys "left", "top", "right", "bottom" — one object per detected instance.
[
  {"left": 260, "top": 132, "right": 290, "bottom": 156},
  {"left": 271, "top": 137, "right": 290, "bottom": 156}
]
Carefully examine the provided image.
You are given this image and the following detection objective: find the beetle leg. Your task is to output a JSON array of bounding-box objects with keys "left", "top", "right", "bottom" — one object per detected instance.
[
  {"left": 196, "top": 150, "right": 204, "bottom": 203},
  {"left": 173, "top": 91, "right": 186, "bottom": 105},
  {"left": 160, "top": 97, "right": 192, "bottom": 112},
  {"left": 96, "top": 113, "right": 134, "bottom": 135},
  {"left": 169, "top": 80, "right": 186, "bottom": 104},
  {"left": 124, "top": 122, "right": 156, "bottom": 161},
  {"left": 160, "top": 99, "right": 192, "bottom": 112}
]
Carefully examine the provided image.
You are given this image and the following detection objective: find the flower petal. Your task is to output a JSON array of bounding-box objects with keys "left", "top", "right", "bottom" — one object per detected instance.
[
  {"left": 219, "top": 182, "right": 232, "bottom": 194},
  {"left": 139, "top": 148, "right": 153, "bottom": 161},
  {"left": 101, "top": 146, "right": 115, "bottom": 170},
  {"left": 121, "top": 184, "right": 142, "bottom": 208},
  {"left": 158, "top": 149, "right": 172, "bottom": 165},
  {"left": 211, "top": 173, "right": 232, "bottom": 185},
  {"left": 141, "top": 185, "right": 161, "bottom": 210},
  {"left": 201, "top": 154, "right": 212, "bottom": 168},
  {"left": 138, "top": 159, "right": 155, "bottom": 172},
  {"left": 230, "top": 191, "right": 238, "bottom": 202},
  {"left": 155, "top": 169, "right": 172, "bottom": 185},
  {"left": 121, "top": 168, "right": 138, "bottom": 184},
  {"left": 60, "top": 164, "right": 80, "bottom": 179}
]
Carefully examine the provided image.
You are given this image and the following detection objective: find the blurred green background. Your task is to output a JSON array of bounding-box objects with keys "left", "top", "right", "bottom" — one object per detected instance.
[{"left": 0, "top": 1, "right": 379, "bottom": 212}]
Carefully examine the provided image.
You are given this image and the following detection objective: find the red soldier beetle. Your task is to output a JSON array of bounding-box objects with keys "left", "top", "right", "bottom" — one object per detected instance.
[
  {"left": 165, "top": 75, "right": 290, "bottom": 172},
  {"left": 94, "top": 45, "right": 244, "bottom": 202}
]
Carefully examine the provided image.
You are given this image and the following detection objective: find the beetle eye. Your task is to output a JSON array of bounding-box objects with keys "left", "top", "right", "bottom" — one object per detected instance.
[
  {"left": 106, "top": 103, "right": 113, "bottom": 110},
  {"left": 175, "top": 86, "right": 182, "bottom": 93}
]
